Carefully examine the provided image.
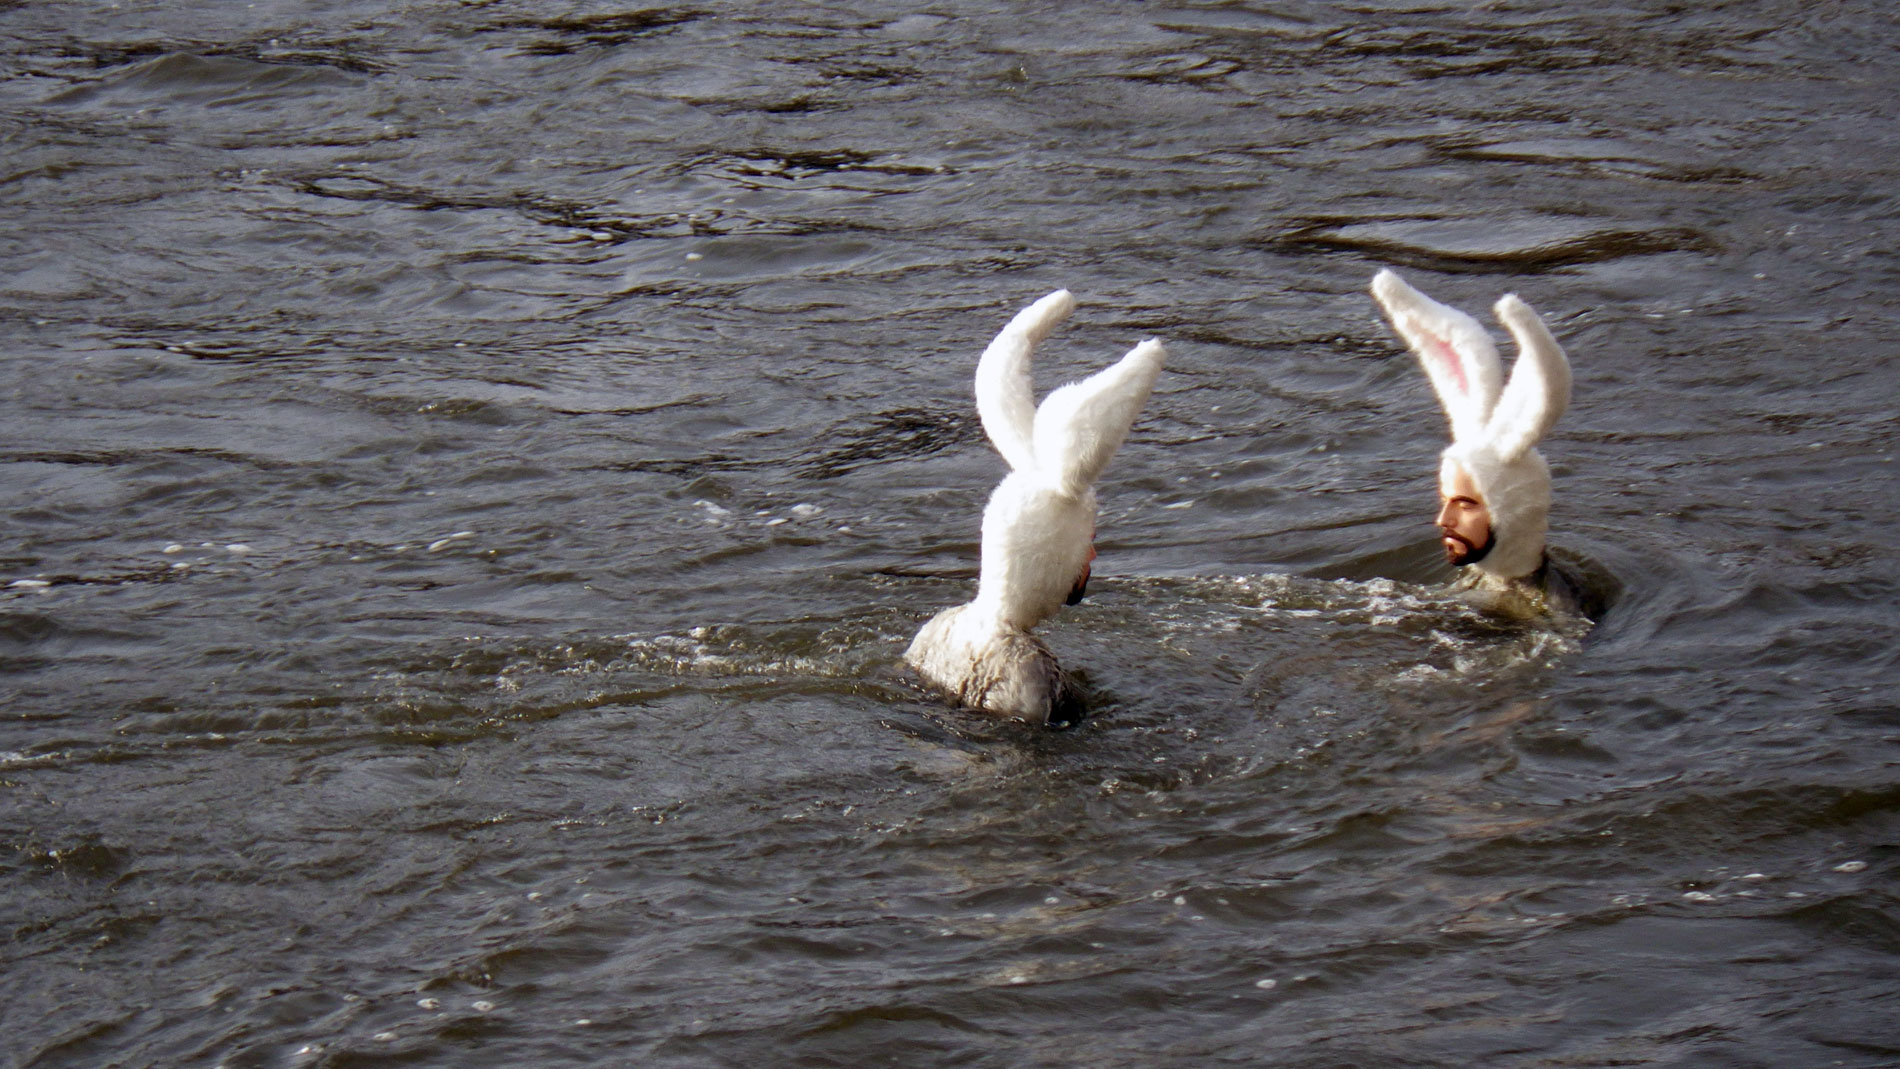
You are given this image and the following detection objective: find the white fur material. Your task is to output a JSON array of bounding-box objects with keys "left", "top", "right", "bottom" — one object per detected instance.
[
  {"left": 1372, "top": 269, "right": 1571, "bottom": 581},
  {"left": 906, "top": 290, "right": 1166, "bottom": 725}
]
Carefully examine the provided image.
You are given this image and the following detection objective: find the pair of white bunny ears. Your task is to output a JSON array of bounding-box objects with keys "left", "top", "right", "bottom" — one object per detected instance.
[
  {"left": 973, "top": 289, "right": 1168, "bottom": 499},
  {"left": 1371, "top": 269, "right": 1571, "bottom": 462}
]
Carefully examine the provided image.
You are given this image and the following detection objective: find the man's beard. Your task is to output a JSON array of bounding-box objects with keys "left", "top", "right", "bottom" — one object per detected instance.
[{"left": 1444, "top": 529, "right": 1496, "bottom": 567}]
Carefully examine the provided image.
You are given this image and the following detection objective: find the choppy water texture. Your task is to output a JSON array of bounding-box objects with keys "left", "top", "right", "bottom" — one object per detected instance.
[{"left": 4, "top": 2, "right": 1898, "bottom": 1066}]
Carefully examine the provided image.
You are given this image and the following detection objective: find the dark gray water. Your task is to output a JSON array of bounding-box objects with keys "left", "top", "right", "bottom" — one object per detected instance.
[{"left": 4, "top": 2, "right": 1898, "bottom": 1066}]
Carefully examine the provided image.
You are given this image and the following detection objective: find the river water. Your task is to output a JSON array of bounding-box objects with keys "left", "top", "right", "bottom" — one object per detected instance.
[{"left": 4, "top": 2, "right": 1898, "bottom": 1066}]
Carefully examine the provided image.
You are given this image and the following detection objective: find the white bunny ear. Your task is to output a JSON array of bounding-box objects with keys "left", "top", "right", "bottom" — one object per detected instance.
[
  {"left": 1031, "top": 339, "right": 1167, "bottom": 498},
  {"left": 1483, "top": 294, "right": 1571, "bottom": 461},
  {"left": 975, "top": 290, "right": 1074, "bottom": 473},
  {"left": 1371, "top": 269, "right": 1503, "bottom": 443}
]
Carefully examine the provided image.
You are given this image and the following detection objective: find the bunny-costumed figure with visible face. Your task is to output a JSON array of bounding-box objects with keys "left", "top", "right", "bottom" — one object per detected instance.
[
  {"left": 1371, "top": 269, "right": 1573, "bottom": 597},
  {"left": 906, "top": 290, "right": 1166, "bottom": 728}
]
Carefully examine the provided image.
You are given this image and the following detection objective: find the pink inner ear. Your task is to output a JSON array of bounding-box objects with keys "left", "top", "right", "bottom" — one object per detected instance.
[{"left": 1429, "top": 335, "right": 1466, "bottom": 396}]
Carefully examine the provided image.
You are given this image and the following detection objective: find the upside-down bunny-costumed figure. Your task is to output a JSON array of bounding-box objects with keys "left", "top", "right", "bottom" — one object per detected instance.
[
  {"left": 905, "top": 290, "right": 1166, "bottom": 728},
  {"left": 1371, "top": 269, "right": 1583, "bottom": 616}
]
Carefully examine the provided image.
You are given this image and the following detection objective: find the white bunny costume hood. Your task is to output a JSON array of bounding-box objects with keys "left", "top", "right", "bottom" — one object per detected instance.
[
  {"left": 1371, "top": 269, "right": 1572, "bottom": 582},
  {"left": 906, "top": 290, "right": 1165, "bottom": 727}
]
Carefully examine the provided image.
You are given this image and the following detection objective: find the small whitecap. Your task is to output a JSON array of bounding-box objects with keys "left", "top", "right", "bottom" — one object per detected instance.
[
  {"left": 1173, "top": 896, "right": 1187, "bottom": 906},
  {"left": 163, "top": 543, "right": 185, "bottom": 554},
  {"left": 1682, "top": 891, "right": 1717, "bottom": 902},
  {"left": 472, "top": 1000, "right": 496, "bottom": 1013},
  {"left": 1254, "top": 978, "right": 1278, "bottom": 990},
  {"left": 1834, "top": 860, "right": 1868, "bottom": 873},
  {"left": 8, "top": 579, "right": 50, "bottom": 589},
  {"left": 764, "top": 518, "right": 788, "bottom": 527},
  {"left": 1162, "top": 500, "right": 1194, "bottom": 509},
  {"left": 574, "top": 1019, "right": 593, "bottom": 1026},
  {"left": 1008, "top": 975, "right": 1027, "bottom": 985},
  {"left": 417, "top": 997, "right": 440, "bottom": 1010},
  {"left": 374, "top": 1032, "right": 398, "bottom": 1042},
  {"left": 1044, "top": 896, "right": 1059, "bottom": 905},
  {"left": 589, "top": 231, "right": 614, "bottom": 242},
  {"left": 170, "top": 561, "right": 190, "bottom": 570},
  {"left": 685, "top": 252, "right": 704, "bottom": 261},
  {"left": 224, "top": 543, "right": 252, "bottom": 554},
  {"left": 789, "top": 503, "right": 822, "bottom": 519}
]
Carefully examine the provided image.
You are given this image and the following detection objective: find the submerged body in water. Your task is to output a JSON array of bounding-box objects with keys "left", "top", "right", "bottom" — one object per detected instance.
[
  {"left": 1370, "top": 270, "right": 1586, "bottom": 627},
  {"left": 1448, "top": 555, "right": 1591, "bottom": 623},
  {"left": 905, "top": 290, "right": 1165, "bottom": 728}
]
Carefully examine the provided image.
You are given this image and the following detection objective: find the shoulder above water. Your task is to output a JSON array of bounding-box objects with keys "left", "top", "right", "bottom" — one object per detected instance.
[{"left": 1449, "top": 553, "right": 1605, "bottom": 625}]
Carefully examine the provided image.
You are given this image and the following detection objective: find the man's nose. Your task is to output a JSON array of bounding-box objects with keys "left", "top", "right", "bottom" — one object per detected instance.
[{"left": 1434, "top": 501, "right": 1455, "bottom": 529}]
